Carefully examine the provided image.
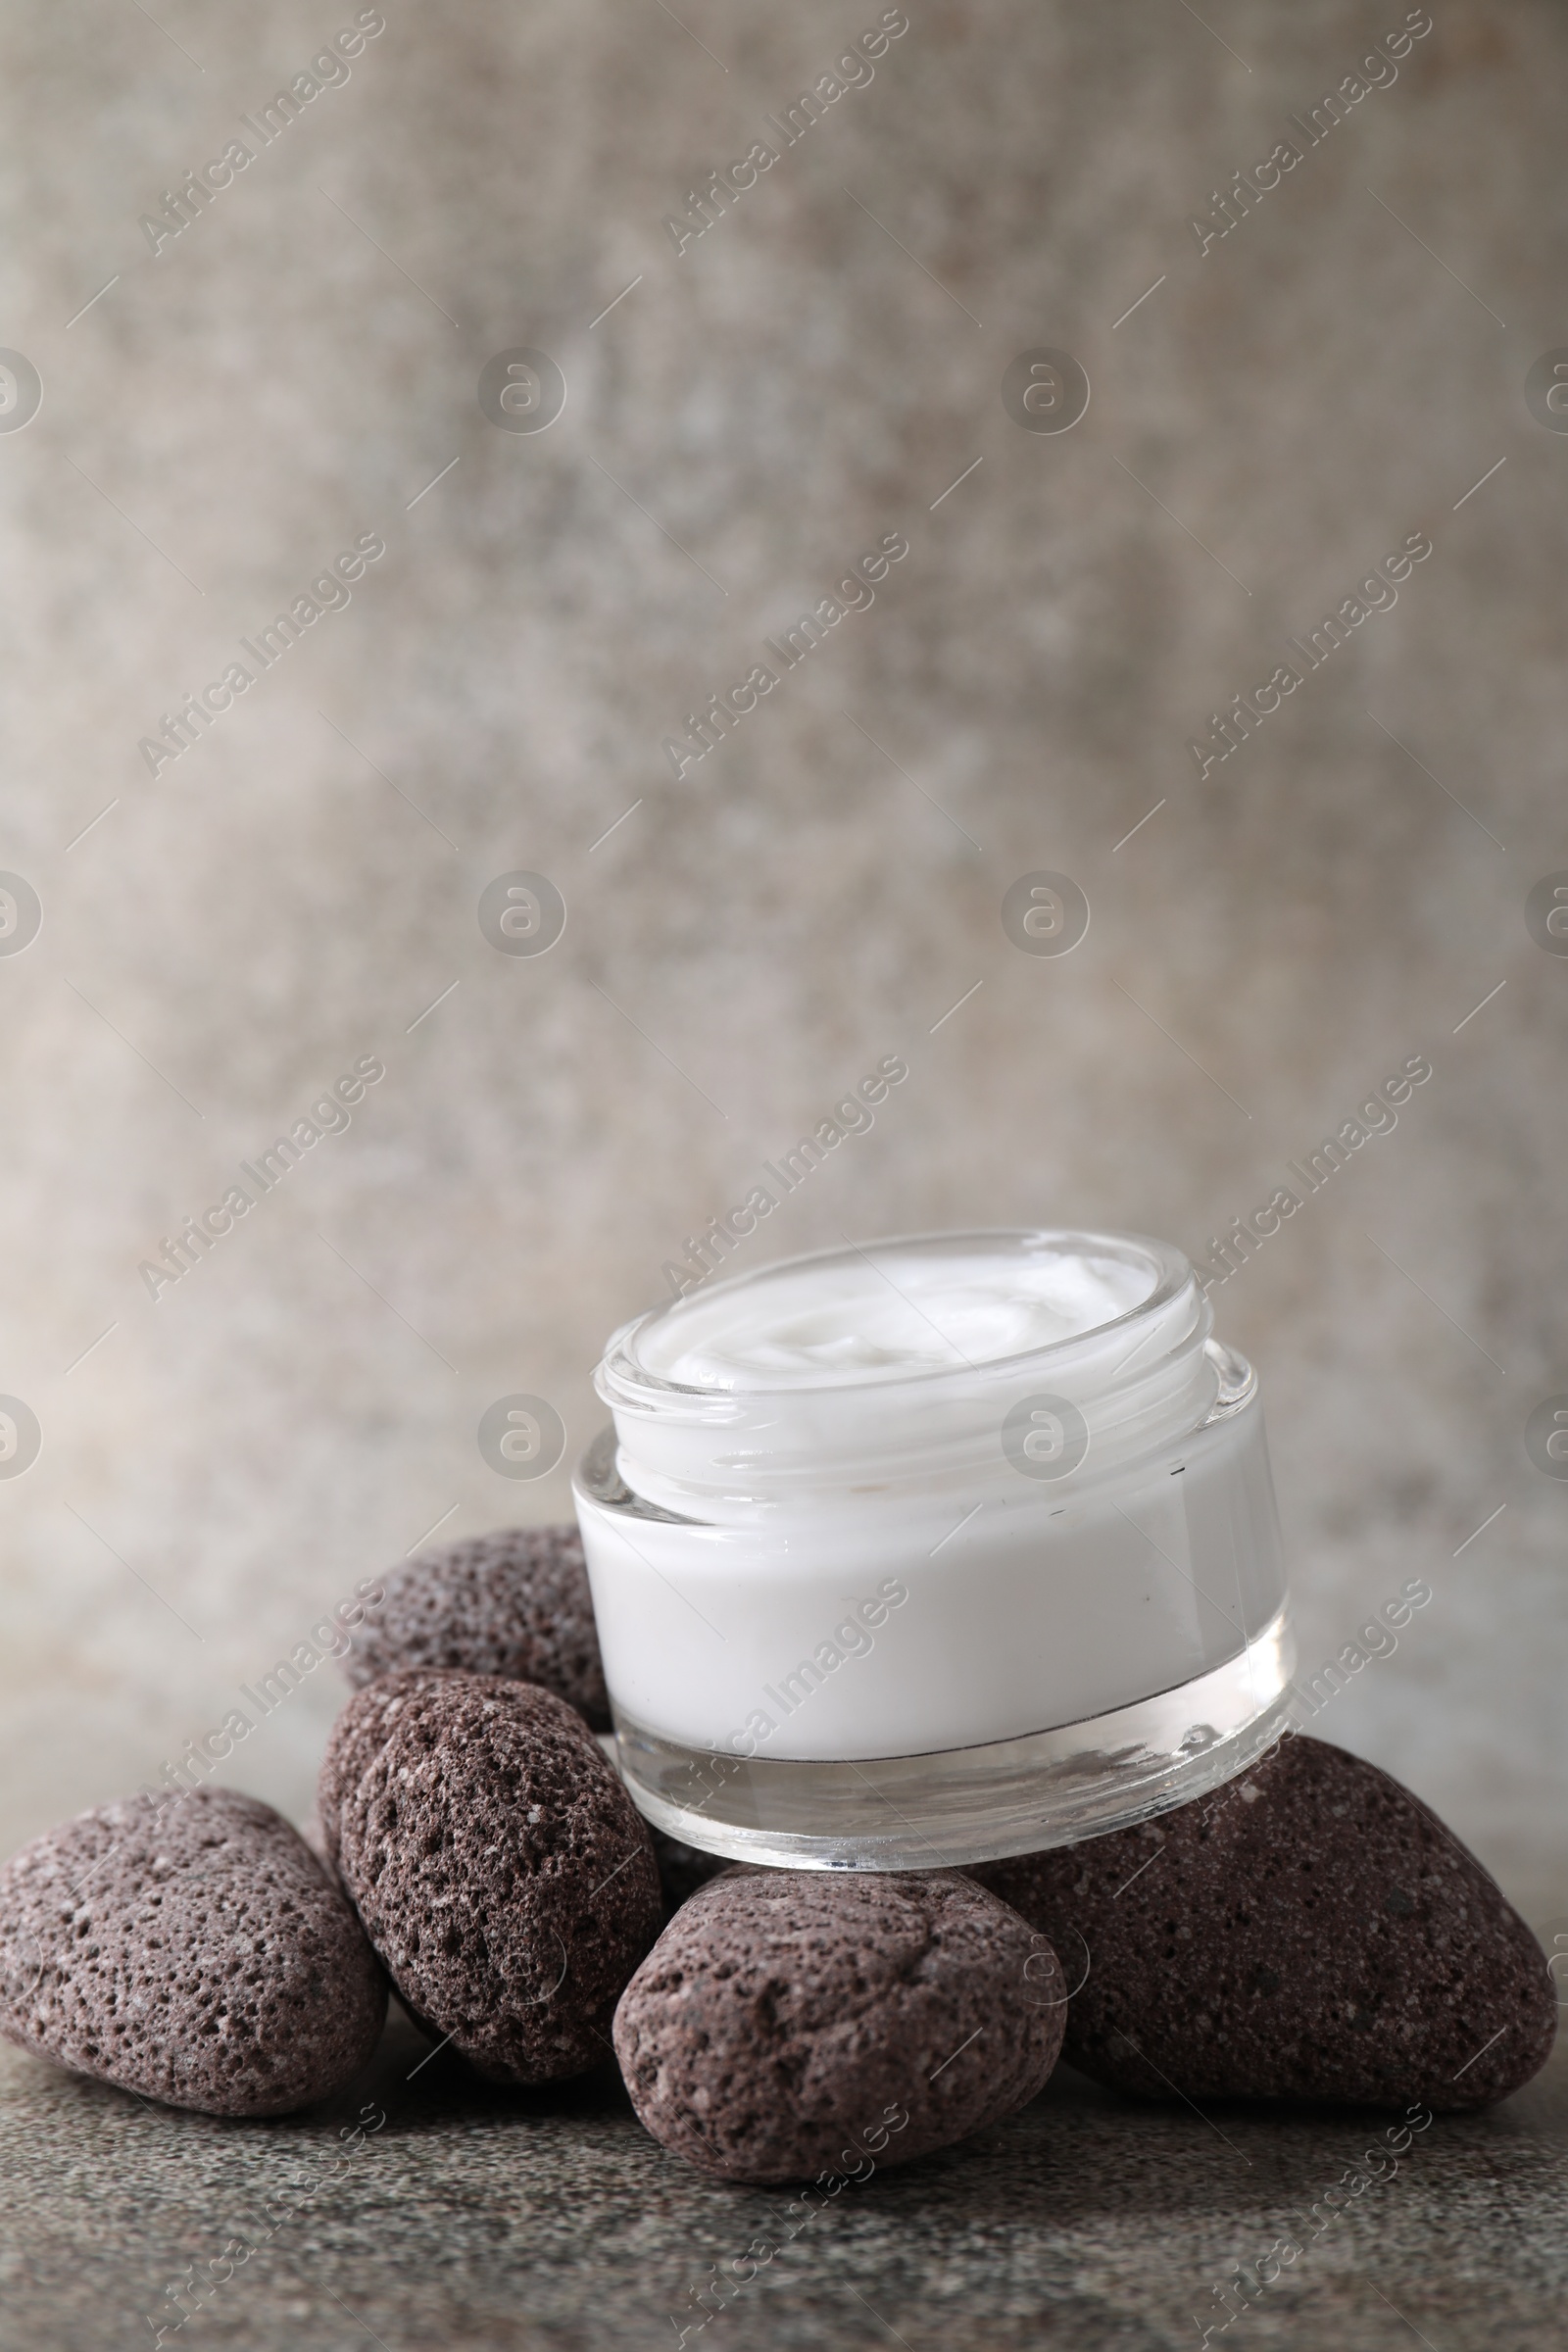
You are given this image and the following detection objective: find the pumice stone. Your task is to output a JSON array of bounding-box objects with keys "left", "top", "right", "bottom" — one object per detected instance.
[
  {"left": 613, "top": 1868, "right": 1066, "bottom": 2181},
  {"left": 317, "top": 1667, "right": 457, "bottom": 1868},
  {"left": 342, "top": 1524, "right": 611, "bottom": 1730},
  {"left": 0, "top": 1787, "right": 386, "bottom": 2117},
  {"left": 322, "top": 1670, "right": 662, "bottom": 2083},
  {"left": 971, "top": 1734, "right": 1556, "bottom": 2110}
]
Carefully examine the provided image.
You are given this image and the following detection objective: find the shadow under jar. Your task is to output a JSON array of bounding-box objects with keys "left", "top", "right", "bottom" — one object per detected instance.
[{"left": 573, "top": 1229, "right": 1295, "bottom": 1870}]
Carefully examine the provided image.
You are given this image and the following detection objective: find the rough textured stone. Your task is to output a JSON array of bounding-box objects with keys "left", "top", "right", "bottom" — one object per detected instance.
[
  {"left": 343, "top": 1526, "right": 610, "bottom": 1731},
  {"left": 0, "top": 1788, "right": 386, "bottom": 2117},
  {"left": 317, "top": 1669, "right": 459, "bottom": 1869},
  {"left": 613, "top": 1868, "right": 1066, "bottom": 2182},
  {"left": 325, "top": 1672, "right": 662, "bottom": 2083},
  {"left": 972, "top": 1734, "right": 1556, "bottom": 2111}
]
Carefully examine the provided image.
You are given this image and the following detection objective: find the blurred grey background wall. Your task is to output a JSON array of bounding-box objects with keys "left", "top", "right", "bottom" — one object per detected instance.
[{"left": 1, "top": 0, "right": 1563, "bottom": 1916}]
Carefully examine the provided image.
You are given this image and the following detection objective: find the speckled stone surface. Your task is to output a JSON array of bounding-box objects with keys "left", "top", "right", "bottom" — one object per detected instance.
[
  {"left": 2, "top": 2009, "right": 1565, "bottom": 2350},
  {"left": 971, "top": 1734, "right": 1557, "bottom": 2111},
  {"left": 0, "top": 1788, "right": 385, "bottom": 2120},
  {"left": 315, "top": 1669, "right": 458, "bottom": 1868},
  {"left": 614, "top": 1869, "right": 1065, "bottom": 2180},
  {"left": 326, "top": 1672, "right": 662, "bottom": 2083},
  {"left": 342, "top": 1526, "right": 610, "bottom": 1731}
]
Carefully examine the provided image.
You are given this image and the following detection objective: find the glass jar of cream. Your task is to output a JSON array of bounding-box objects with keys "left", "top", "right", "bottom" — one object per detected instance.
[{"left": 573, "top": 1229, "right": 1295, "bottom": 1869}]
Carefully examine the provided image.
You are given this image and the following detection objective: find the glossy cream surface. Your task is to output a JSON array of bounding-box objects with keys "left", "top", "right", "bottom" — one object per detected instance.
[{"left": 635, "top": 1242, "right": 1154, "bottom": 1391}]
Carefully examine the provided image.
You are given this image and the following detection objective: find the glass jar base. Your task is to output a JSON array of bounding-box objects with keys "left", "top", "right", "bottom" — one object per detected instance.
[{"left": 613, "top": 1608, "right": 1295, "bottom": 1870}]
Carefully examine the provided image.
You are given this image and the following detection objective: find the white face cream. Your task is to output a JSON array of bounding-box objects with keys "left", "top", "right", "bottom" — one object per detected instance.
[
  {"left": 635, "top": 1243, "right": 1152, "bottom": 1390},
  {"left": 574, "top": 1230, "right": 1294, "bottom": 1870}
]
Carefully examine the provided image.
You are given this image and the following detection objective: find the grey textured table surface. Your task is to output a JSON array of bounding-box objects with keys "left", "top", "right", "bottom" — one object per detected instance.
[{"left": 4, "top": 2010, "right": 1563, "bottom": 2351}]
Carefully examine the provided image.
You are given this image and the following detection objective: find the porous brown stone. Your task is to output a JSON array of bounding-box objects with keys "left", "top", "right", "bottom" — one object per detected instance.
[
  {"left": 971, "top": 1733, "right": 1556, "bottom": 2111},
  {"left": 612, "top": 1869, "right": 1066, "bottom": 2182},
  {"left": 0, "top": 1787, "right": 386, "bottom": 2117},
  {"left": 317, "top": 1668, "right": 457, "bottom": 1868},
  {"left": 342, "top": 1525, "right": 610, "bottom": 1729},
  {"left": 324, "top": 1671, "right": 662, "bottom": 2083}
]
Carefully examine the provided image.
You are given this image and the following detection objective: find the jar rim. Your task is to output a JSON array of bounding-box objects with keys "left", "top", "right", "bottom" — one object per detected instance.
[{"left": 599, "top": 1226, "right": 1195, "bottom": 1410}]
